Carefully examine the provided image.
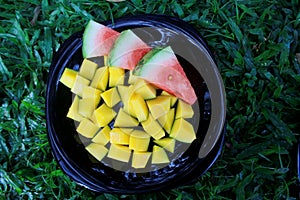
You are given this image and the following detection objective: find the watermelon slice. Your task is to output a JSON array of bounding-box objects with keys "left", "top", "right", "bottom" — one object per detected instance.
[
  {"left": 133, "top": 46, "right": 197, "bottom": 105},
  {"left": 82, "top": 20, "right": 119, "bottom": 58},
  {"left": 107, "top": 30, "right": 151, "bottom": 70}
]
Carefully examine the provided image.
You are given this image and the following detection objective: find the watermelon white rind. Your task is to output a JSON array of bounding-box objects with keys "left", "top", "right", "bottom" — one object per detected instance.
[
  {"left": 107, "top": 30, "right": 151, "bottom": 70},
  {"left": 133, "top": 46, "right": 197, "bottom": 105},
  {"left": 82, "top": 20, "right": 119, "bottom": 58}
]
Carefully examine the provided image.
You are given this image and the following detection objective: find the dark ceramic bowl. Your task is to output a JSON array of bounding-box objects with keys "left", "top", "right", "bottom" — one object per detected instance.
[{"left": 46, "top": 14, "right": 226, "bottom": 193}]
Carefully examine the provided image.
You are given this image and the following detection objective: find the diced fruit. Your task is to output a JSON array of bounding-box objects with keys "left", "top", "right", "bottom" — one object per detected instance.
[
  {"left": 132, "top": 151, "right": 151, "bottom": 169},
  {"left": 71, "top": 74, "right": 90, "bottom": 97},
  {"left": 101, "top": 87, "right": 120, "bottom": 108},
  {"left": 114, "top": 108, "right": 139, "bottom": 127},
  {"left": 82, "top": 86, "right": 102, "bottom": 107},
  {"left": 154, "top": 137, "right": 175, "bottom": 153},
  {"left": 161, "top": 91, "right": 177, "bottom": 107},
  {"left": 108, "top": 29, "right": 151, "bottom": 70},
  {"left": 146, "top": 96, "right": 171, "bottom": 119},
  {"left": 110, "top": 128, "right": 130, "bottom": 145},
  {"left": 175, "top": 99, "right": 194, "bottom": 119},
  {"left": 85, "top": 143, "right": 108, "bottom": 162},
  {"left": 128, "top": 70, "right": 138, "bottom": 84},
  {"left": 170, "top": 118, "right": 196, "bottom": 143},
  {"left": 92, "top": 103, "right": 116, "bottom": 127},
  {"left": 133, "top": 79, "right": 156, "bottom": 100},
  {"left": 90, "top": 66, "right": 109, "bottom": 91},
  {"left": 60, "top": 68, "right": 77, "bottom": 88},
  {"left": 157, "top": 108, "right": 175, "bottom": 133},
  {"left": 152, "top": 145, "right": 169, "bottom": 164},
  {"left": 78, "top": 98, "right": 95, "bottom": 118},
  {"left": 130, "top": 93, "right": 148, "bottom": 122},
  {"left": 133, "top": 46, "right": 197, "bottom": 105},
  {"left": 82, "top": 20, "right": 119, "bottom": 58},
  {"left": 76, "top": 118, "right": 99, "bottom": 138},
  {"left": 129, "top": 130, "right": 151, "bottom": 152},
  {"left": 79, "top": 59, "right": 98, "bottom": 80},
  {"left": 107, "top": 144, "right": 132, "bottom": 162},
  {"left": 92, "top": 126, "right": 111, "bottom": 145},
  {"left": 141, "top": 114, "right": 165, "bottom": 140},
  {"left": 67, "top": 95, "right": 84, "bottom": 122},
  {"left": 118, "top": 85, "right": 136, "bottom": 117},
  {"left": 117, "top": 85, "right": 129, "bottom": 102},
  {"left": 109, "top": 67, "right": 125, "bottom": 87}
]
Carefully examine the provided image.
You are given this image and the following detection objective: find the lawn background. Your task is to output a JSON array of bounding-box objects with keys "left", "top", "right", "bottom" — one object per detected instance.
[{"left": 0, "top": 0, "right": 299, "bottom": 199}]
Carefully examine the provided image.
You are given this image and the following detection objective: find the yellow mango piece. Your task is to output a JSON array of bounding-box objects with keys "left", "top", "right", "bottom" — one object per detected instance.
[
  {"left": 110, "top": 128, "right": 131, "bottom": 145},
  {"left": 76, "top": 118, "right": 99, "bottom": 138},
  {"left": 91, "top": 103, "right": 116, "bottom": 127},
  {"left": 90, "top": 66, "right": 109, "bottom": 91},
  {"left": 128, "top": 70, "right": 138, "bottom": 84},
  {"left": 133, "top": 79, "right": 156, "bottom": 100},
  {"left": 152, "top": 145, "right": 169, "bottom": 164},
  {"left": 101, "top": 87, "right": 120, "bottom": 108},
  {"left": 71, "top": 74, "right": 90, "bottom": 97},
  {"left": 117, "top": 85, "right": 129, "bottom": 102},
  {"left": 129, "top": 130, "right": 150, "bottom": 152},
  {"left": 82, "top": 86, "right": 102, "bottom": 108},
  {"left": 79, "top": 59, "right": 98, "bottom": 80},
  {"left": 78, "top": 98, "right": 95, "bottom": 118},
  {"left": 175, "top": 99, "right": 194, "bottom": 119},
  {"left": 60, "top": 68, "right": 77, "bottom": 88},
  {"left": 67, "top": 95, "right": 84, "bottom": 122},
  {"left": 130, "top": 93, "right": 148, "bottom": 122},
  {"left": 146, "top": 96, "right": 171, "bottom": 119},
  {"left": 132, "top": 151, "right": 151, "bottom": 169},
  {"left": 170, "top": 118, "right": 196, "bottom": 143},
  {"left": 85, "top": 143, "right": 108, "bottom": 162},
  {"left": 161, "top": 91, "right": 178, "bottom": 107},
  {"left": 117, "top": 85, "right": 136, "bottom": 117},
  {"left": 157, "top": 108, "right": 175, "bottom": 133},
  {"left": 92, "top": 126, "right": 111, "bottom": 145},
  {"left": 109, "top": 67, "right": 125, "bottom": 87},
  {"left": 141, "top": 114, "right": 165, "bottom": 140},
  {"left": 107, "top": 144, "right": 132, "bottom": 163},
  {"left": 114, "top": 108, "right": 139, "bottom": 127},
  {"left": 154, "top": 137, "right": 175, "bottom": 153}
]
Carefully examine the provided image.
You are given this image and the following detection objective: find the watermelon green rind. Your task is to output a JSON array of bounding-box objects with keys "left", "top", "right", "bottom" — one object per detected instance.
[
  {"left": 82, "top": 20, "right": 119, "bottom": 58},
  {"left": 108, "top": 30, "right": 151, "bottom": 70}
]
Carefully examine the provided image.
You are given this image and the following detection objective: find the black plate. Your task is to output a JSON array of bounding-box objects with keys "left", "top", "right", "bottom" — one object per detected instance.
[{"left": 46, "top": 14, "right": 226, "bottom": 193}]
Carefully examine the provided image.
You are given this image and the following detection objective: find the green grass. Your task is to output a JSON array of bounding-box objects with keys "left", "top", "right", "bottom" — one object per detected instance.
[{"left": 0, "top": 0, "right": 299, "bottom": 199}]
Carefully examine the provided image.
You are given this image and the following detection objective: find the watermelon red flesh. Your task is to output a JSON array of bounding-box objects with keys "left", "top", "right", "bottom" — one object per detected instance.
[
  {"left": 133, "top": 47, "right": 197, "bottom": 105},
  {"left": 82, "top": 20, "right": 120, "bottom": 58},
  {"left": 108, "top": 30, "right": 151, "bottom": 70}
]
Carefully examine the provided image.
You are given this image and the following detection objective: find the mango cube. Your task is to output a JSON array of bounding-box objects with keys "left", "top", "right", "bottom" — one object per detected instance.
[
  {"left": 129, "top": 130, "right": 150, "bottom": 152},
  {"left": 67, "top": 95, "right": 84, "bottom": 122},
  {"left": 101, "top": 87, "right": 120, "bottom": 108},
  {"left": 60, "top": 68, "right": 77, "bottom": 88},
  {"left": 141, "top": 114, "right": 165, "bottom": 140},
  {"left": 157, "top": 108, "right": 175, "bottom": 133},
  {"left": 154, "top": 137, "right": 175, "bottom": 153},
  {"left": 76, "top": 118, "right": 99, "bottom": 138},
  {"left": 130, "top": 93, "right": 148, "bottom": 122},
  {"left": 110, "top": 128, "right": 131, "bottom": 145},
  {"left": 128, "top": 70, "right": 138, "bottom": 84},
  {"left": 161, "top": 91, "right": 178, "bottom": 107},
  {"left": 133, "top": 79, "right": 156, "bottom": 100},
  {"left": 117, "top": 85, "right": 136, "bottom": 117},
  {"left": 107, "top": 144, "right": 132, "bottom": 163},
  {"left": 132, "top": 151, "right": 151, "bottom": 169},
  {"left": 109, "top": 67, "right": 125, "bottom": 87},
  {"left": 90, "top": 66, "right": 109, "bottom": 91},
  {"left": 78, "top": 98, "right": 95, "bottom": 118},
  {"left": 175, "top": 99, "right": 194, "bottom": 119},
  {"left": 71, "top": 74, "right": 90, "bottom": 97},
  {"left": 79, "top": 59, "right": 98, "bottom": 80},
  {"left": 92, "top": 103, "right": 116, "bottom": 127},
  {"left": 114, "top": 108, "right": 139, "bottom": 127},
  {"left": 92, "top": 126, "right": 111, "bottom": 145},
  {"left": 85, "top": 143, "right": 108, "bottom": 162},
  {"left": 82, "top": 86, "right": 102, "bottom": 108},
  {"left": 146, "top": 96, "right": 171, "bottom": 119},
  {"left": 152, "top": 145, "right": 169, "bottom": 164},
  {"left": 170, "top": 118, "right": 196, "bottom": 143}
]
